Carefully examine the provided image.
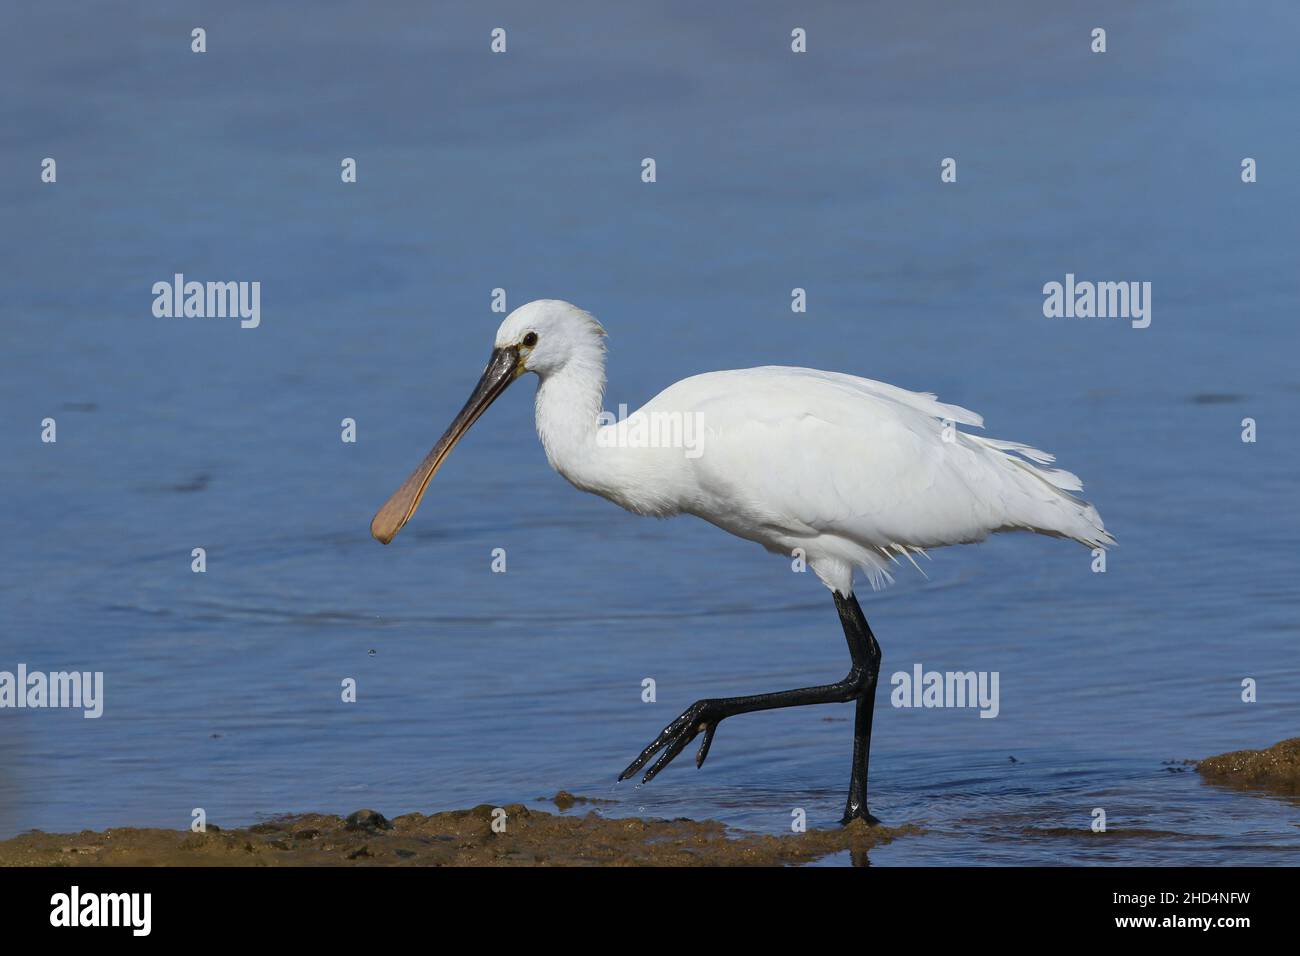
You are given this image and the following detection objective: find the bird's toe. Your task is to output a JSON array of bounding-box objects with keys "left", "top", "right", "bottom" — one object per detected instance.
[{"left": 619, "top": 700, "right": 720, "bottom": 784}]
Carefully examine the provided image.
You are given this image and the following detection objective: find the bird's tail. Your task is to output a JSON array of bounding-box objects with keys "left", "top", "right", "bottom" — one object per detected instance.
[{"left": 965, "top": 435, "right": 1115, "bottom": 550}]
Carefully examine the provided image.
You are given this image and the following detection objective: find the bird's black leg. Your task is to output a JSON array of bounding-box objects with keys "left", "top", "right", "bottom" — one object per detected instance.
[
  {"left": 835, "top": 590, "right": 882, "bottom": 825},
  {"left": 618, "top": 589, "right": 883, "bottom": 826}
]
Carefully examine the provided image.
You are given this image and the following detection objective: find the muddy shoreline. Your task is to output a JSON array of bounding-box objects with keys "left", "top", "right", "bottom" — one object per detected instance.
[
  {"left": 4, "top": 740, "right": 1294, "bottom": 866},
  {"left": 0, "top": 796, "right": 917, "bottom": 867},
  {"left": 1196, "top": 737, "right": 1300, "bottom": 799}
]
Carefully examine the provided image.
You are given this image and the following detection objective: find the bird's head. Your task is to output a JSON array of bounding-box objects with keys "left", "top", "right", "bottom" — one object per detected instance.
[
  {"left": 370, "top": 299, "right": 605, "bottom": 544},
  {"left": 494, "top": 299, "right": 606, "bottom": 377}
]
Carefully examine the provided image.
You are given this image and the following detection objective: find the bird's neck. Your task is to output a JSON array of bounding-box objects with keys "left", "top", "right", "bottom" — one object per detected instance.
[{"left": 533, "top": 349, "right": 612, "bottom": 493}]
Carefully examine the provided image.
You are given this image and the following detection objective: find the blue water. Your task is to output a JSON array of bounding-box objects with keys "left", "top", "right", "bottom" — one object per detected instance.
[{"left": 1, "top": 1, "right": 1297, "bottom": 865}]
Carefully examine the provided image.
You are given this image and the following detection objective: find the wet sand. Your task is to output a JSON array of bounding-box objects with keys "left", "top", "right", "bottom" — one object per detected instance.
[
  {"left": 5, "top": 740, "right": 1294, "bottom": 866},
  {"left": 1197, "top": 737, "right": 1300, "bottom": 799},
  {"left": 0, "top": 797, "right": 916, "bottom": 867}
]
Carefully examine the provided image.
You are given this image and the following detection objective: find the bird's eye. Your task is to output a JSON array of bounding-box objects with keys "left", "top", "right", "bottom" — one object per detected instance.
[{"left": 522, "top": 332, "right": 538, "bottom": 347}]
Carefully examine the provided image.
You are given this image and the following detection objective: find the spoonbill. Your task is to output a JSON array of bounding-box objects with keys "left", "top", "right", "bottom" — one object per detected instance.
[{"left": 372, "top": 300, "right": 1113, "bottom": 825}]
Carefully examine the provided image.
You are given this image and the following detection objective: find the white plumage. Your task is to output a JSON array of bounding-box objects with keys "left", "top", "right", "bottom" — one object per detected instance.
[{"left": 506, "top": 301, "right": 1112, "bottom": 595}]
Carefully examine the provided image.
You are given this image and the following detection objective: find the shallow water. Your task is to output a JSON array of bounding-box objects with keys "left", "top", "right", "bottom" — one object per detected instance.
[{"left": 1, "top": 1, "right": 1298, "bottom": 864}]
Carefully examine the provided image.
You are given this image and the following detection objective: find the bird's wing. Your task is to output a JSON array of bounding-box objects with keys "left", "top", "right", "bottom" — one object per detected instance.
[{"left": 649, "top": 367, "right": 1102, "bottom": 555}]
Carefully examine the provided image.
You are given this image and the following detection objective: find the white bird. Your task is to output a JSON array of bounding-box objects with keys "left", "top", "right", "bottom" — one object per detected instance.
[{"left": 372, "top": 299, "right": 1113, "bottom": 825}]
